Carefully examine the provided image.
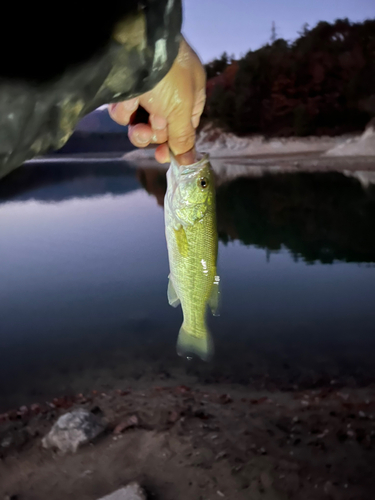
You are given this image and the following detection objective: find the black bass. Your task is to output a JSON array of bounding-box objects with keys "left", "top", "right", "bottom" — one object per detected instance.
[{"left": 164, "top": 153, "right": 220, "bottom": 361}]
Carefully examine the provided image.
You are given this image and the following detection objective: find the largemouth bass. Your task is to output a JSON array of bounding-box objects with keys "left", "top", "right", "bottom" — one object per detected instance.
[{"left": 164, "top": 153, "right": 220, "bottom": 361}]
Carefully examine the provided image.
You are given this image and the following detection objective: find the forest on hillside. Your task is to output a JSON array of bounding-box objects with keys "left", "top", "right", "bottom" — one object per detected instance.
[{"left": 203, "top": 19, "right": 375, "bottom": 136}]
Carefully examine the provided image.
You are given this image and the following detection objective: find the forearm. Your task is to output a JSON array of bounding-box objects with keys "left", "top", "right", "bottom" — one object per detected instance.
[
  {"left": 98, "top": 0, "right": 183, "bottom": 104},
  {"left": 0, "top": 0, "right": 182, "bottom": 180}
]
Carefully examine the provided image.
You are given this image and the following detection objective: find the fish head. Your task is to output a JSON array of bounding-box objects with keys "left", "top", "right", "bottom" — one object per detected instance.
[{"left": 169, "top": 154, "right": 215, "bottom": 226}]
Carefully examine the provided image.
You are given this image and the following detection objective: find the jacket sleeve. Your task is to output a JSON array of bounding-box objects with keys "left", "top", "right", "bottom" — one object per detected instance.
[{"left": 0, "top": 0, "right": 182, "bottom": 180}]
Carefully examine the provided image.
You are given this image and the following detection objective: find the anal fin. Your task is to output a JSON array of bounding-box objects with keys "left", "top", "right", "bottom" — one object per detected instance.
[{"left": 168, "top": 277, "right": 180, "bottom": 308}]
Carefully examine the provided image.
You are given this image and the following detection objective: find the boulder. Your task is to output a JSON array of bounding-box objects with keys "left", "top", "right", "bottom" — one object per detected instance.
[
  {"left": 42, "top": 408, "right": 106, "bottom": 453},
  {"left": 97, "top": 483, "right": 147, "bottom": 500}
]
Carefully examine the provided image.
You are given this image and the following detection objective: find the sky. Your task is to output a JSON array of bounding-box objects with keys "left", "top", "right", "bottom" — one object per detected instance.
[{"left": 182, "top": 0, "right": 375, "bottom": 62}]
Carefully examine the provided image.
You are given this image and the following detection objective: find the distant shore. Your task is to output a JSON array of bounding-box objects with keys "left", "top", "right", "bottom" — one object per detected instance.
[{"left": 121, "top": 125, "right": 375, "bottom": 187}]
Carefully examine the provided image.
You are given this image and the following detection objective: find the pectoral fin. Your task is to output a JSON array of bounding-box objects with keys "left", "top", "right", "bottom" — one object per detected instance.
[
  {"left": 208, "top": 276, "right": 220, "bottom": 317},
  {"left": 167, "top": 277, "right": 180, "bottom": 308},
  {"left": 174, "top": 225, "right": 189, "bottom": 257}
]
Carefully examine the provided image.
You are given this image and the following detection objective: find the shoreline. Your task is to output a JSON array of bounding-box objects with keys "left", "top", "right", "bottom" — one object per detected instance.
[
  {"left": 123, "top": 150, "right": 375, "bottom": 190},
  {"left": 1, "top": 382, "right": 375, "bottom": 499},
  {"left": 121, "top": 124, "right": 375, "bottom": 182}
]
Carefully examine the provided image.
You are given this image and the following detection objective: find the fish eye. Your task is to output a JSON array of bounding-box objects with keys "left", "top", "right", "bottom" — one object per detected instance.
[{"left": 198, "top": 177, "right": 209, "bottom": 189}]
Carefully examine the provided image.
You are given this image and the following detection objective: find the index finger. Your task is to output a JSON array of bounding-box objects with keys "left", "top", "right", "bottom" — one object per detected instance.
[{"left": 167, "top": 98, "right": 196, "bottom": 162}]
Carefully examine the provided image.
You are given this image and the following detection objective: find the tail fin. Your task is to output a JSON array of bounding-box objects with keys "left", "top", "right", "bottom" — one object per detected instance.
[{"left": 176, "top": 324, "right": 214, "bottom": 362}]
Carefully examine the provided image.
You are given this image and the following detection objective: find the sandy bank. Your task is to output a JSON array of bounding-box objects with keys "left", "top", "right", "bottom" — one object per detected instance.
[{"left": 122, "top": 124, "right": 375, "bottom": 189}]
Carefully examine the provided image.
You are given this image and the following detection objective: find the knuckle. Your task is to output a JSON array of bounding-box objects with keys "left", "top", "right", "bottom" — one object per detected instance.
[{"left": 172, "top": 131, "right": 195, "bottom": 148}]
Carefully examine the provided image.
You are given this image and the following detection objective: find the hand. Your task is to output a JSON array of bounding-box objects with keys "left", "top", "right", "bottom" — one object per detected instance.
[{"left": 108, "top": 37, "right": 206, "bottom": 165}]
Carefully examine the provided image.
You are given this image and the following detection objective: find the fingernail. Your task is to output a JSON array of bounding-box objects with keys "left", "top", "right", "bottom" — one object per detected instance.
[{"left": 136, "top": 133, "right": 149, "bottom": 144}]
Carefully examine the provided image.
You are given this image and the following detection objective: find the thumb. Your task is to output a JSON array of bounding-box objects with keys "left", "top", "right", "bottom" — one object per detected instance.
[{"left": 167, "top": 104, "right": 196, "bottom": 158}]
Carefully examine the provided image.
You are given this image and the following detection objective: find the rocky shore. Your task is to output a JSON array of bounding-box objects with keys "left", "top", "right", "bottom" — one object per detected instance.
[{"left": 1, "top": 383, "right": 375, "bottom": 499}]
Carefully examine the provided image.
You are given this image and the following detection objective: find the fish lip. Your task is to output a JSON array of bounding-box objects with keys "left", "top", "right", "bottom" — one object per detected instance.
[{"left": 171, "top": 152, "right": 210, "bottom": 173}]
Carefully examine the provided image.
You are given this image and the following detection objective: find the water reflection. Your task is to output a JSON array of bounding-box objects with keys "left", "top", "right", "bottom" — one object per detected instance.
[
  {"left": 1, "top": 160, "right": 375, "bottom": 410},
  {"left": 138, "top": 167, "right": 375, "bottom": 264},
  {"left": 0, "top": 159, "right": 139, "bottom": 203},
  {"left": 4, "top": 160, "right": 375, "bottom": 265}
]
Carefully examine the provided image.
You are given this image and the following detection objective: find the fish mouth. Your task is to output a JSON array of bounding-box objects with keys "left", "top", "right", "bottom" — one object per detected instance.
[
  {"left": 180, "top": 162, "right": 211, "bottom": 180},
  {"left": 171, "top": 152, "right": 210, "bottom": 173}
]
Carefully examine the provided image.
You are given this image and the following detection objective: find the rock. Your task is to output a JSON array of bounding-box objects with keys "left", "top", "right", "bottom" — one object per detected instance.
[
  {"left": 215, "top": 450, "right": 227, "bottom": 461},
  {"left": 42, "top": 408, "right": 106, "bottom": 453},
  {"left": 97, "top": 483, "right": 146, "bottom": 500},
  {"left": 1, "top": 435, "right": 13, "bottom": 448},
  {"left": 30, "top": 404, "right": 42, "bottom": 415},
  {"left": 0, "top": 423, "right": 29, "bottom": 451},
  {"left": 113, "top": 415, "right": 139, "bottom": 434},
  {"left": 219, "top": 394, "right": 232, "bottom": 404}
]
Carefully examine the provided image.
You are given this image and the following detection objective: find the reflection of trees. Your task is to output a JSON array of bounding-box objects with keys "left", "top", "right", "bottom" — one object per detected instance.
[
  {"left": 217, "top": 172, "right": 375, "bottom": 263},
  {"left": 136, "top": 168, "right": 167, "bottom": 207},
  {"left": 138, "top": 167, "right": 375, "bottom": 264},
  {"left": 8, "top": 161, "right": 374, "bottom": 264}
]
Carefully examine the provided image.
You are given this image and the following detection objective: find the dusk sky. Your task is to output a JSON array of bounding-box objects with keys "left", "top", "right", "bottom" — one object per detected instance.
[{"left": 182, "top": 0, "right": 375, "bottom": 62}]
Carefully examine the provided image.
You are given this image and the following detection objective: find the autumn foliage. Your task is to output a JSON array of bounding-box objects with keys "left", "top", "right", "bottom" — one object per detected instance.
[{"left": 204, "top": 19, "right": 375, "bottom": 136}]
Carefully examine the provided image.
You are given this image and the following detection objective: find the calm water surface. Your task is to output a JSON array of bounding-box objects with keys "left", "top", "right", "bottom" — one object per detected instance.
[{"left": 1, "top": 159, "right": 375, "bottom": 410}]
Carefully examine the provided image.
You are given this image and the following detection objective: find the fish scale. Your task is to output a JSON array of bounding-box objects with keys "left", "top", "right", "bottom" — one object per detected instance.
[{"left": 164, "top": 153, "right": 219, "bottom": 360}]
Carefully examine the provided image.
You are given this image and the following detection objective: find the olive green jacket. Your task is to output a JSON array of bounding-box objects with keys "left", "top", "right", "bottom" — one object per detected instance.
[{"left": 0, "top": 0, "right": 182, "bottom": 179}]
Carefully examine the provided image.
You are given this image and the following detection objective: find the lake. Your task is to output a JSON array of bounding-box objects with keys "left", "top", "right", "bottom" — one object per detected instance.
[{"left": 1, "top": 159, "right": 375, "bottom": 411}]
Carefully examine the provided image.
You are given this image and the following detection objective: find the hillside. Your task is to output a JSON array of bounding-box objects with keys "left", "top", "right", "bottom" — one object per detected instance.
[
  {"left": 51, "top": 107, "right": 134, "bottom": 156},
  {"left": 204, "top": 19, "right": 375, "bottom": 137}
]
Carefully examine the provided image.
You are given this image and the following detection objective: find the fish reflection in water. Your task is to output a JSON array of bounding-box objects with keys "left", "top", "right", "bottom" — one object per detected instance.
[{"left": 164, "top": 154, "right": 220, "bottom": 361}]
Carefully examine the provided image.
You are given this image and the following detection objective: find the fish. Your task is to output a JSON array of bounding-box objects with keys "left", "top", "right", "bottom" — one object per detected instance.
[{"left": 164, "top": 152, "right": 220, "bottom": 361}]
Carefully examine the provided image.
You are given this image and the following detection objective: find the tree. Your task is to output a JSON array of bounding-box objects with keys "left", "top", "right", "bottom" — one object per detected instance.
[
  {"left": 270, "top": 21, "right": 277, "bottom": 44},
  {"left": 205, "top": 19, "right": 375, "bottom": 136},
  {"left": 205, "top": 52, "right": 230, "bottom": 79}
]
